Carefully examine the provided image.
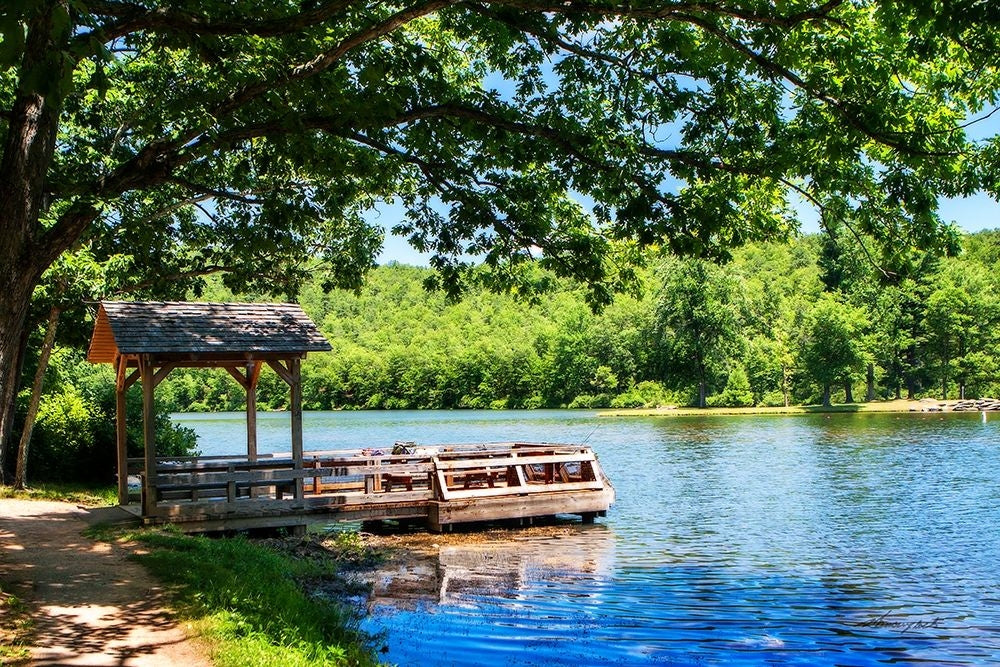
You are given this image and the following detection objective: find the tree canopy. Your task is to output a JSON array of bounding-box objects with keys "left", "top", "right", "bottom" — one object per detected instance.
[{"left": 2, "top": 1, "right": 1000, "bottom": 477}]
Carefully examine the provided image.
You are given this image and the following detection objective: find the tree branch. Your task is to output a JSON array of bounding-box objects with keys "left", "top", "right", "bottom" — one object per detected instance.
[
  {"left": 82, "top": 0, "right": 364, "bottom": 43},
  {"left": 483, "top": 0, "right": 846, "bottom": 28},
  {"left": 676, "top": 12, "right": 956, "bottom": 157}
]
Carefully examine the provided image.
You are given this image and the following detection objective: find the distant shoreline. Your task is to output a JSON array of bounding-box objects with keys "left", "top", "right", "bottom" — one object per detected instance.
[{"left": 599, "top": 399, "right": 995, "bottom": 418}]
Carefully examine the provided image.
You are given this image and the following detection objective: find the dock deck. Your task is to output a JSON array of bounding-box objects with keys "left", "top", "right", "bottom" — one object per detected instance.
[{"left": 132, "top": 442, "right": 615, "bottom": 533}]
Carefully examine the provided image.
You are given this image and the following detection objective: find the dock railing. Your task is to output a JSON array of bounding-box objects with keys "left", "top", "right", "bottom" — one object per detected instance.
[{"left": 128, "top": 442, "right": 613, "bottom": 528}]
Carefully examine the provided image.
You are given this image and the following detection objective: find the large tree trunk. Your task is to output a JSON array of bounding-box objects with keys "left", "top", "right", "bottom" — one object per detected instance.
[
  {"left": 866, "top": 363, "right": 876, "bottom": 402},
  {"left": 13, "top": 306, "right": 60, "bottom": 490},
  {"left": 844, "top": 381, "right": 854, "bottom": 404},
  {"left": 822, "top": 384, "right": 831, "bottom": 407},
  {"left": 0, "top": 5, "right": 72, "bottom": 482},
  {"left": 0, "top": 281, "right": 36, "bottom": 484}
]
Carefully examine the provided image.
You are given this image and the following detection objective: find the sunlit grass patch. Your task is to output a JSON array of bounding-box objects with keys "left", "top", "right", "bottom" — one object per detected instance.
[
  {"left": 99, "top": 528, "right": 381, "bottom": 667},
  {"left": 0, "top": 482, "right": 116, "bottom": 507}
]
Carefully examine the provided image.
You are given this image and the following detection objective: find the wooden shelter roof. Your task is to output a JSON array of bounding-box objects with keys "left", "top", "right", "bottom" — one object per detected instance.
[{"left": 87, "top": 301, "right": 332, "bottom": 364}]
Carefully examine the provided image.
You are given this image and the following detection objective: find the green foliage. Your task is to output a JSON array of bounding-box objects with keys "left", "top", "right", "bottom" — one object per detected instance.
[
  {"left": 127, "top": 531, "right": 378, "bottom": 667},
  {"left": 15, "top": 352, "right": 197, "bottom": 484},
  {"left": 15, "top": 230, "right": 1000, "bottom": 486},
  {"left": 609, "top": 381, "right": 676, "bottom": 409},
  {"left": 149, "top": 230, "right": 1000, "bottom": 417},
  {"left": 0, "top": 481, "right": 116, "bottom": 506},
  {"left": 708, "top": 366, "right": 754, "bottom": 408},
  {"left": 799, "top": 295, "right": 869, "bottom": 405},
  {"left": 656, "top": 258, "right": 743, "bottom": 407}
]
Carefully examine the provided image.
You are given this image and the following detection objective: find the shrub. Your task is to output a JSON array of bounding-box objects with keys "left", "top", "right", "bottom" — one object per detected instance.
[
  {"left": 567, "top": 394, "right": 611, "bottom": 409},
  {"left": 610, "top": 381, "right": 674, "bottom": 409},
  {"left": 20, "top": 357, "right": 198, "bottom": 485},
  {"left": 707, "top": 366, "right": 754, "bottom": 407}
]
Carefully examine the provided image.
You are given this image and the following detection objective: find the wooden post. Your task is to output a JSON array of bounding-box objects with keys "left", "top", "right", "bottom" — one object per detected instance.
[
  {"left": 246, "top": 361, "right": 261, "bottom": 498},
  {"left": 140, "top": 356, "right": 157, "bottom": 517},
  {"left": 290, "top": 357, "right": 304, "bottom": 501},
  {"left": 115, "top": 357, "right": 128, "bottom": 505},
  {"left": 246, "top": 362, "right": 260, "bottom": 462}
]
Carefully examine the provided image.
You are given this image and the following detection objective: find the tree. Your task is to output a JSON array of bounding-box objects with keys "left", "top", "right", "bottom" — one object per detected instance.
[
  {"left": 656, "top": 258, "right": 741, "bottom": 407},
  {"left": 921, "top": 259, "right": 1000, "bottom": 399},
  {"left": 1, "top": 1, "right": 995, "bottom": 475},
  {"left": 799, "top": 294, "right": 868, "bottom": 406},
  {"left": 12, "top": 249, "right": 130, "bottom": 488}
]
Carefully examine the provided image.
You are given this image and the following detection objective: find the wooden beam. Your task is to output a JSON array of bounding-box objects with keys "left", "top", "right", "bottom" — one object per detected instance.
[
  {"left": 224, "top": 365, "right": 250, "bottom": 390},
  {"left": 249, "top": 360, "right": 262, "bottom": 386},
  {"left": 140, "top": 356, "right": 157, "bottom": 517},
  {"left": 434, "top": 453, "right": 595, "bottom": 471},
  {"left": 246, "top": 361, "right": 260, "bottom": 497},
  {"left": 144, "top": 352, "right": 306, "bottom": 365},
  {"left": 246, "top": 361, "right": 260, "bottom": 462},
  {"left": 152, "top": 363, "right": 177, "bottom": 388},
  {"left": 123, "top": 369, "right": 140, "bottom": 390},
  {"left": 267, "top": 359, "right": 294, "bottom": 386}
]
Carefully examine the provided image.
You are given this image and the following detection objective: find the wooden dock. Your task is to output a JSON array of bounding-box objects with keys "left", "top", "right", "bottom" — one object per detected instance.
[{"left": 130, "top": 442, "right": 615, "bottom": 533}]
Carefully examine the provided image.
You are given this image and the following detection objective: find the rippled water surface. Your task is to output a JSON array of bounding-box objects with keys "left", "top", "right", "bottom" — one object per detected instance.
[{"left": 175, "top": 410, "right": 1000, "bottom": 665}]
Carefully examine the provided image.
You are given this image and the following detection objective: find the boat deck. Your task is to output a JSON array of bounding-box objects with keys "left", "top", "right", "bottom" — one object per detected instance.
[{"left": 131, "top": 442, "right": 615, "bottom": 533}]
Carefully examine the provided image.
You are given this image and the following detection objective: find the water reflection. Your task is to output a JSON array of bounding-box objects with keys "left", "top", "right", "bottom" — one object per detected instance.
[{"left": 364, "top": 525, "right": 617, "bottom": 610}]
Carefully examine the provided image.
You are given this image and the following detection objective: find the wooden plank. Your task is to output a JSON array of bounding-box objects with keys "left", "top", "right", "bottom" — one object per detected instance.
[
  {"left": 148, "top": 489, "right": 435, "bottom": 519},
  {"left": 224, "top": 365, "right": 250, "bottom": 390},
  {"left": 442, "top": 480, "right": 605, "bottom": 501},
  {"left": 152, "top": 363, "right": 177, "bottom": 388},
  {"left": 433, "top": 457, "right": 452, "bottom": 501},
  {"left": 434, "top": 453, "right": 595, "bottom": 471},
  {"left": 428, "top": 489, "right": 615, "bottom": 530},
  {"left": 149, "top": 501, "right": 431, "bottom": 533},
  {"left": 122, "top": 368, "right": 140, "bottom": 390}
]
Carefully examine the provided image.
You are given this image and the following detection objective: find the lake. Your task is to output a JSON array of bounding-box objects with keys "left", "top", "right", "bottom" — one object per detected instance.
[{"left": 173, "top": 409, "right": 1000, "bottom": 665}]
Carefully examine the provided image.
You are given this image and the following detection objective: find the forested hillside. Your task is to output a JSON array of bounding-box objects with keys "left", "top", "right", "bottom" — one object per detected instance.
[
  {"left": 147, "top": 229, "right": 1000, "bottom": 412},
  {"left": 11, "top": 230, "right": 1000, "bottom": 483}
]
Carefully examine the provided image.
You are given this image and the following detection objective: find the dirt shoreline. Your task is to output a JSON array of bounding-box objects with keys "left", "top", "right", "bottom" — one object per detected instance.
[{"left": 0, "top": 499, "right": 211, "bottom": 667}]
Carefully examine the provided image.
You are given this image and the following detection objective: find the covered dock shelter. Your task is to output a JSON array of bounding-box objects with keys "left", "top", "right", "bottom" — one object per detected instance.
[
  {"left": 87, "top": 301, "right": 614, "bottom": 533},
  {"left": 88, "top": 301, "right": 331, "bottom": 516}
]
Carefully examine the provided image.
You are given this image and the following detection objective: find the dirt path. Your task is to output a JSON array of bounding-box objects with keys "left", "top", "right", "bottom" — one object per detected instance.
[{"left": 0, "top": 499, "right": 210, "bottom": 666}]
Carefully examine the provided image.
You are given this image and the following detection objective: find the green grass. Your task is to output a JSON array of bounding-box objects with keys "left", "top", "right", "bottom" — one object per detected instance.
[
  {"left": 0, "top": 482, "right": 117, "bottom": 506},
  {"left": 0, "top": 584, "right": 33, "bottom": 666},
  {"left": 106, "top": 528, "right": 380, "bottom": 667}
]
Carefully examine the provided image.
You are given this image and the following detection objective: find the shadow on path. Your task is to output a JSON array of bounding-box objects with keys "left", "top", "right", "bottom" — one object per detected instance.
[{"left": 0, "top": 499, "right": 209, "bottom": 667}]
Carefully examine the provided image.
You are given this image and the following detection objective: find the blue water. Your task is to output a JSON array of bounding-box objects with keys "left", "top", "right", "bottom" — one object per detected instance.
[{"left": 173, "top": 410, "right": 1000, "bottom": 665}]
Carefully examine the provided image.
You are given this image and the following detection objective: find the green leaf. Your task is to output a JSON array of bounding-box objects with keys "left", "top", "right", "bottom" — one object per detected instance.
[{"left": 0, "top": 16, "right": 25, "bottom": 68}]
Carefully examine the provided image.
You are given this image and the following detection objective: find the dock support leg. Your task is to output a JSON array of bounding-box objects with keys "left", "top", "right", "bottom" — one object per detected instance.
[{"left": 140, "top": 357, "right": 156, "bottom": 518}]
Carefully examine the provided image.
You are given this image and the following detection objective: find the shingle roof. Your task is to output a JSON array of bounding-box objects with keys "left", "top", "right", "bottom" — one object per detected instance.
[{"left": 88, "top": 301, "right": 332, "bottom": 363}]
